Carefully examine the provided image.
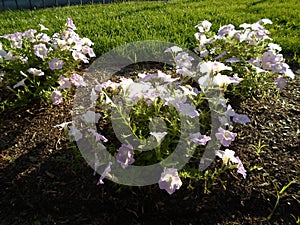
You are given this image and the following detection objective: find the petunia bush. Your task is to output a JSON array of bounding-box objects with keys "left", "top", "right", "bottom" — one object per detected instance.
[
  {"left": 193, "top": 19, "right": 295, "bottom": 96},
  {"left": 0, "top": 18, "right": 95, "bottom": 108},
  {"left": 59, "top": 59, "right": 252, "bottom": 194},
  {"left": 52, "top": 18, "right": 295, "bottom": 195}
]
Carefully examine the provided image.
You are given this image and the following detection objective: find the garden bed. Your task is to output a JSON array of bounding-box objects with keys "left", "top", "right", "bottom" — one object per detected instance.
[
  {"left": 0, "top": 66, "right": 299, "bottom": 225},
  {"left": 0, "top": 3, "right": 299, "bottom": 223}
]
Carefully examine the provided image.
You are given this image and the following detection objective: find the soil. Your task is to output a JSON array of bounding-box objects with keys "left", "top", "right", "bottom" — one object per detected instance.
[{"left": 0, "top": 63, "right": 299, "bottom": 225}]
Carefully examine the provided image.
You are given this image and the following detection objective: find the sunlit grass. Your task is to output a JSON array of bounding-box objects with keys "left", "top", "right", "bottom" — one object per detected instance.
[{"left": 0, "top": 0, "right": 299, "bottom": 57}]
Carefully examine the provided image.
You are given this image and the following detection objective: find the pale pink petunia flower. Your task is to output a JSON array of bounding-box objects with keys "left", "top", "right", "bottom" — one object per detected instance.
[
  {"left": 67, "top": 18, "right": 77, "bottom": 30},
  {"left": 82, "top": 46, "right": 96, "bottom": 58},
  {"left": 81, "top": 110, "right": 101, "bottom": 124},
  {"left": 164, "top": 46, "right": 182, "bottom": 53},
  {"left": 34, "top": 43, "right": 48, "bottom": 59},
  {"left": 178, "top": 103, "right": 199, "bottom": 118},
  {"left": 49, "top": 58, "right": 63, "bottom": 70},
  {"left": 13, "top": 78, "right": 27, "bottom": 89},
  {"left": 216, "top": 149, "right": 239, "bottom": 164},
  {"left": 215, "top": 127, "right": 237, "bottom": 147},
  {"left": 274, "top": 77, "right": 287, "bottom": 90},
  {"left": 36, "top": 33, "right": 51, "bottom": 43},
  {"left": 116, "top": 144, "right": 135, "bottom": 169},
  {"left": 232, "top": 113, "right": 251, "bottom": 124},
  {"left": 88, "top": 128, "right": 108, "bottom": 143},
  {"left": 195, "top": 20, "right": 212, "bottom": 33},
  {"left": 39, "top": 24, "right": 49, "bottom": 31},
  {"left": 150, "top": 132, "right": 167, "bottom": 144},
  {"left": 236, "top": 156, "right": 247, "bottom": 179},
  {"left": 58, "top": 76, "right": 71, "bottom": 89},
  {"left": 72, "top": 51, "right": 89, "bottom": 63},
  {"left": 70, "top": 73, "right": 86, "bottom": 87},
  {"left": 27, "top": 68, "right": 44, "bottom": 76},
  {"left": 51, "top": 90, "right": 63, "bottom": 105},
  {"left": 97, "top": 162, "right": 112, "bottom": 185},
  {"left": 159, "top": 168, "right": 182, "bottom": 195},
  {"left": 189, "top": 132, "right": 211, "bottom": 145}
]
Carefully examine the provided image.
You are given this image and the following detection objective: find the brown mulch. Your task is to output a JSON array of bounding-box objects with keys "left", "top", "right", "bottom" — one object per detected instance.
[{"left": 0, "top": 66, "right": 299, "bottom": 225}]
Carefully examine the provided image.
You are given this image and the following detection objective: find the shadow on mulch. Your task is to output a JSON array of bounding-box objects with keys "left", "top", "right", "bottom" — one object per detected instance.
[{"left": 0, "top": 69, "right": 299, "bottom": 225}]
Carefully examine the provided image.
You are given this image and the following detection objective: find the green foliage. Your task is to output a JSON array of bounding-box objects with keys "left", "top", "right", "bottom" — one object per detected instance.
[
  {"left": 250, "top": 139, "right": 268, "bottom": 155},
  {"left": 267, "top": 176, "right": 298, "bottom": 221}
]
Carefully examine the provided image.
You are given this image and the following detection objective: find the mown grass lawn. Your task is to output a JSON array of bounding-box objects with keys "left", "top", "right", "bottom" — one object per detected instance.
[{"left": 0, "top": 0, "right": 299, "bottom": 59}]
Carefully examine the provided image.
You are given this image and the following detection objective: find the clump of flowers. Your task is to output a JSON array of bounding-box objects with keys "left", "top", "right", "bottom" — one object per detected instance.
[
  {"left": 60, "top": 63, "right": 250, "bottom": 194},
  {"left": 0, "top": 18, "right": 95, "bottom": 107},
  {"left": 54, "top": 19, "right": 296, "bottom": 195},
  {"left": 193, "top": 19, "right": 295, "bottom": 96}
]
